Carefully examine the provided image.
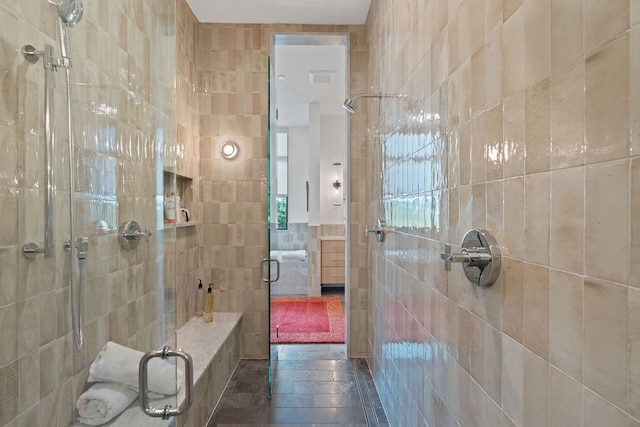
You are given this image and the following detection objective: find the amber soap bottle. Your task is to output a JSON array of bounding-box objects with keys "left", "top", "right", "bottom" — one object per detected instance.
[{"left": 203, "top": 284, "right": 214, "bottom": 323}]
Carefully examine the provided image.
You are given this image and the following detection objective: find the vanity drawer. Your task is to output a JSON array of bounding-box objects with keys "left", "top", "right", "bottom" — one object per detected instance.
[
  {"left": 322, "top": 251, "right": 344, "bottom": 267},
  {"left": 321, "top": 240, "right": 344, "bottom": 253},
  {"left": 321, "top": 267, "right": 345, "bottom": 284},
  {"left": 321, "top": 240, "right": 345, "bottom": 284}
]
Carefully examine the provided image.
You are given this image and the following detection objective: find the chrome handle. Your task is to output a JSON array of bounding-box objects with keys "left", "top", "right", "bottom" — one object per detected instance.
[
  {"left": 139, "top": 346, "right": 193, "bottom": 420},
  {"left": 364, "top": 225, "right": 378, "bottom": 236},
  {"left": 123, "top": 229, "right": 151, "bottom": 240},
  {"left": 22, "top": 243, "right": 46, "bottom": 260},
  {"left": 440, "top": 244, "right": 468, "bottom": 270},
  {"left": 440, "top": 245, "right": 491, "bottom": 268},
  {"left": 440, "top": 229, "right": 501, "bottom": 286},
  {"left": 261, "top": 258, "right": 281, "bottom": 283},
  {"left": 365, "top": 218, "right": 387, "bottom": 242},
  {"left": 22, "top": 44, "right": 45, "bottom": 63}
]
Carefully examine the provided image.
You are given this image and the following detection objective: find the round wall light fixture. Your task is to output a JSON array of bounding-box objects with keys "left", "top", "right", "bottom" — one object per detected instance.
[{"left": 221, "top": 141, "right": 238, "bottom": 159}]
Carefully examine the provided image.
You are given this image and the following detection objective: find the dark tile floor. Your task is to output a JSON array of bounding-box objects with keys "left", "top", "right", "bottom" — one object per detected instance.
[{"left": 207, "top": 344, "right": 389, "bottom": 427}]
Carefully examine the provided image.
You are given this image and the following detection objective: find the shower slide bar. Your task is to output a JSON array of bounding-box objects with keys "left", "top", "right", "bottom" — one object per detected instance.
[{"left": 21, "top": 0, "right": 86, "bottom": 352}]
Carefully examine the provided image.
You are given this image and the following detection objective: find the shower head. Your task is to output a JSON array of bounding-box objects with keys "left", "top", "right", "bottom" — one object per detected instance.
[
  {"left": 51, "top": 0, "right": 83, "bottom": 26},
  {"left": 50, "top": 0, "right": 83, "bottom": 62},
  {"left": 342, "top": 92, "right": 405, "bottom": 113},
  {"left": 343, "top": 98, "right": 357, "bottom": 113}
]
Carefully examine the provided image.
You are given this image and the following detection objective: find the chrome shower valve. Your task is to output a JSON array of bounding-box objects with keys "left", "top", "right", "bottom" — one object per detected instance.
[
  {"left": 440, "top": 229, "right": 501, "bottom": 286},
  {"left": 365, "top": 218, "right": 388, "bottom": 242}
]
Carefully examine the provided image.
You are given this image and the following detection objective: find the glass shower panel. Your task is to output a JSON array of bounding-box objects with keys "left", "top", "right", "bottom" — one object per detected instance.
[{"left": 0, "top": 0, "right": 180, "bottom": 425}]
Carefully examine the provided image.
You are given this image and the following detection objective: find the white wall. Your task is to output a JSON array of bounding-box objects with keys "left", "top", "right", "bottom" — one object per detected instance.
[
  {"left": 287, "top": 126, "right": 310, "bottom": 223},
  {"left": 284, "top": 109, "right": 346, "bottom": 226},
  {"left": 319, "top": 115, "right": 346, "bottom": 224},
  {"left": 308, "top": 103, "right": 321, "bottom": 226}
]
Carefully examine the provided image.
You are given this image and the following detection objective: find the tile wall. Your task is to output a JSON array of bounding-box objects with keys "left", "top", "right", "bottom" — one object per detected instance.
[
  {"left": 364, "top": 0, "right": 640, "bottom": 426},
  {"left": 194, "top": 23, "right": 371, "bottom": 358},
  {"left": 0, "top": 0, "right": 177, "bottom": 425},
  {"left": 270, "top": 222, "right": 308, "bottom": 251}
]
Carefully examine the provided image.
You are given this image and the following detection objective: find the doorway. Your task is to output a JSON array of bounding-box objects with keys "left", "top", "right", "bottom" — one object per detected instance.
[{"left": 268, "top": 34, "right": 349, "bottom": 358}]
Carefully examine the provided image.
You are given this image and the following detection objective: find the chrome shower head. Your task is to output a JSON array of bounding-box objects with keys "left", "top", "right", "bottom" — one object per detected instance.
[
  {"left": 50, "top": 0, "right": 83, "bottom": 62},
  {"left": 342, "top": 98, "right": 357, "bottom": 113},
  {"left": 51, "top": 0, "right": 83, "bottom": 26},
  {"left": 342, "top": 93, "right": 405, "bottom": 114}
]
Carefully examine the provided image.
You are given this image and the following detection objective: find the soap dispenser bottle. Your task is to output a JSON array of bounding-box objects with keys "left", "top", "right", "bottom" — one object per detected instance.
[
  {"left": 203, "top": 284, "right": 214, "bottom": 323},
  {"left": 195, "top": 280, "right": 204, "bottom": 317}
]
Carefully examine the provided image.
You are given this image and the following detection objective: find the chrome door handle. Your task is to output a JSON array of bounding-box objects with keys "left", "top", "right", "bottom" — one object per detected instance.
[
  {"left": 261, "top": 258, "right": 281, "bottom": 283},
  {"left": 139, "top": 346, "right": 193, "bottom": 420}
]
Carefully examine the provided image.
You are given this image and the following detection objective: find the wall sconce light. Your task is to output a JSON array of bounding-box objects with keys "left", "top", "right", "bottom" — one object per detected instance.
[
  {"left": 332, "top": 162, "right": 343, "bottom": 206},
  {"left": 221, "top": 141, "right": 238, "bottom": 159}
]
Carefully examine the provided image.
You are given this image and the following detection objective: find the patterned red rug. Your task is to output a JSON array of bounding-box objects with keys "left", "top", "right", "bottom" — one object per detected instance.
[{"left": 270, "top": 296, "right": 345, "bottom": 344}]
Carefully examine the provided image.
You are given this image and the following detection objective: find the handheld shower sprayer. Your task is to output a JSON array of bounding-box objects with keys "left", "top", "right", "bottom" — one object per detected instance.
[
  {"left": 342, "top": 92, "right": 405, "bottom": 113},
  {"left": 53, "top": 0, "right": 84, "bottom": 24},
  {"left": 50, "top": 0, "right": 83, "bottom": 64},
  {"left": 51, "top": 0, "right": 86, "bottom": 352}
]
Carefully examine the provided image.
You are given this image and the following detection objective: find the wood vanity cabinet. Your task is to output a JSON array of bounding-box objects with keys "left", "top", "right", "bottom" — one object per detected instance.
[{"left": 321, "top": 239, "right": 345, "bottom": 285}]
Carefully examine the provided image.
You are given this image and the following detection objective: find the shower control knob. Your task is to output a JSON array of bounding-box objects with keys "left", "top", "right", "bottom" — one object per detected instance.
[
  {"left": 365, "top": 218, "right": 388, "bottom": 243},
  {"left": 118, "top": 220, "right": 151, "bottom": 250},
  {"left": 440, "top": 229, "right": 501, "bottom": 286},
  {"left": 440, "top": 246, "right": 492, "bottom": 268},
  {"left": 22, "top": 243, "right": 45, "bottom": 260}
]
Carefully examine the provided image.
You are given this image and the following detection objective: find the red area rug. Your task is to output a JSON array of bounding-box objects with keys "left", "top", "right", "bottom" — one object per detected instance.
[{"left": 270, "top": 296, "right": 345, "bottom": 344}]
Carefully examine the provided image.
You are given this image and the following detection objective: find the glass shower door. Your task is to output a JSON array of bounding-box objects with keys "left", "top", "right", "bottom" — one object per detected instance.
[{"left": 266, "top": 55, "right": 278, "bottom": 396}]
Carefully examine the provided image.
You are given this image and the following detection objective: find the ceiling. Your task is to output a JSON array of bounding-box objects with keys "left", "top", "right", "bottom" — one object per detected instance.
[
  {"left": 274, "top": 43, "right": 346, "bottom": 127},
  {"left": 185, "top": 0, "right": 372, "bottom": 25}
]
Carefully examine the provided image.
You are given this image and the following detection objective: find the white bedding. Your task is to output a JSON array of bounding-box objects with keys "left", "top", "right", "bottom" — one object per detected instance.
[{"left": 269, "top": 249, "right": 307, "bottom": 261}]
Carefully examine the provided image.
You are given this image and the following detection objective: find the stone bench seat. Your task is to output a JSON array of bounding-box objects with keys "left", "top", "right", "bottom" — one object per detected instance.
[{"left": 174, "top": 312, "right": 242, "bottom": 427}]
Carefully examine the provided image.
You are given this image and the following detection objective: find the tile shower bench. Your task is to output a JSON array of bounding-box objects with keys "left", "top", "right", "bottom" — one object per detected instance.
[{"left": 175, "top": 312, "right": 242, "bottom": 427}]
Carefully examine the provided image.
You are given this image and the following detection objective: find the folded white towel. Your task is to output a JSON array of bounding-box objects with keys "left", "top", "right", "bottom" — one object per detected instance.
[
  {"left": 112, "top": 396, "right": 174, "bottom": 426},
  {"left": 88, "top": 342, "right": 183, "bottom": 396},
  {"left": 76, "top": 383, "right": 138, "bottom": 425},
  {"left": 73, "top": 397, "right": 174, "bottom": 427}
]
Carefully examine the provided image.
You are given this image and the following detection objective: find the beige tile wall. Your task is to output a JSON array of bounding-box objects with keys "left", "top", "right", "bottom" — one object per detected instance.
[
  {"left": 365, "top": 0, "right": 639, "bottom": 426},
  {"left": 0, "top": 0, "right": 177, "bottom": 425},
  {"left": 195, "top": 22, "right": 371, "bottom": 358}
]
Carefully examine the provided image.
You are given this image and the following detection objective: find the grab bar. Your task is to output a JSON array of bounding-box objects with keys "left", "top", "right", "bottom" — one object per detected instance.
[{"left": 21, "top": 44, "right": 57, "bottom": 260}]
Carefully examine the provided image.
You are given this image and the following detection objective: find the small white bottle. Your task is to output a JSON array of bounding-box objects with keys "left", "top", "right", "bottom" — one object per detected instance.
[
  {"left": 195, "top": 280, "right": 204, "bottom": 317},
  {"left": 165, "top": 192, "right": 176, "bottom": 223}
]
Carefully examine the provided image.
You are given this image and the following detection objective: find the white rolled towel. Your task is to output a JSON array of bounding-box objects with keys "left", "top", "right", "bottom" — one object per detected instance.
[
  {"left": 76, "top": 383, "right": 138, "bottom": 425},
  {"left": 88, "top": 342, "right": 183, "bottom": 396},
  {"left": 107, "top": 396, "right": 174, "bottom": 427},
  {"left": 73, "top": 397, "right": 174, "bottom": 427}
]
